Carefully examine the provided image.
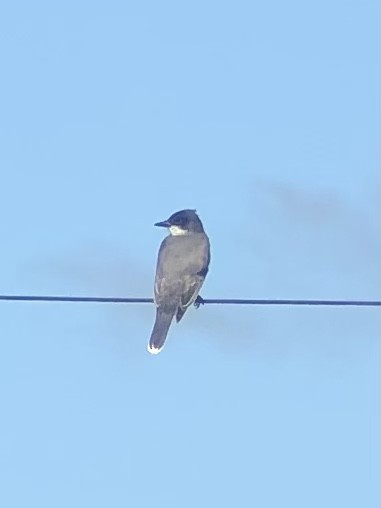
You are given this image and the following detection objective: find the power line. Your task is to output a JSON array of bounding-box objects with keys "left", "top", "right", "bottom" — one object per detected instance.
[{"left": 0, "top": 295, "right": 379, "bottom": 306}]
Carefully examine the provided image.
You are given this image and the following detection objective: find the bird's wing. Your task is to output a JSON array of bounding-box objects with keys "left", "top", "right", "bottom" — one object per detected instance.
[
  {"left": 154, "top": 275, "right": 181, "bottom": 311},
  {"left": 175, "top": 274, "right": 205, "bottom": 322},
  {"left": 176, "top": 237, "right": 210, "bottom": 322},
  {"left": 180, "top": 275, "right": 204, "bottom": 308},
  {"left": 153, "top": 237, "right": 179, "bottom": 310}
]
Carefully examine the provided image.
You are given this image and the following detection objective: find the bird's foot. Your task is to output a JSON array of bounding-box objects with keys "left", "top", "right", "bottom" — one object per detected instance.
[{"left": 194, "top": 295, "right": 205, "bottom": 309}]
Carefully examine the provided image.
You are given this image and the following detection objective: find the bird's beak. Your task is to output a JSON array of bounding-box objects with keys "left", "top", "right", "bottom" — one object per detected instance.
[{"left": 154, "top": 220, "right": 171, "bottom": 228}]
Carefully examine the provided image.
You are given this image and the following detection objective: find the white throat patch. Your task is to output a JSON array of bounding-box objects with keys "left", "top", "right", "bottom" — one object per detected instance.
[{"left": 169, "top": 225, "right": 188, "bottom": 236}]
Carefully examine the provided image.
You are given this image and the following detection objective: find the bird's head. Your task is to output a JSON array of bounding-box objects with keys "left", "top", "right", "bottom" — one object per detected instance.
[{"left": 155, "top": 209, "right": 205, "bottom": 235}]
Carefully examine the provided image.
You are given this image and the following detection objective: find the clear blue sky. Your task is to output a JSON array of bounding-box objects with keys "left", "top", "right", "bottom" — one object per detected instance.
[{"left": 0, "top": 1, "right": 379, "bottom": 507}]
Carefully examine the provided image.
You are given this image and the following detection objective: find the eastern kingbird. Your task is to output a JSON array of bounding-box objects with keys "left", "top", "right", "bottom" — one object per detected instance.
[{"left": 148, "top": 209, "right": 211, "bottom": 354}]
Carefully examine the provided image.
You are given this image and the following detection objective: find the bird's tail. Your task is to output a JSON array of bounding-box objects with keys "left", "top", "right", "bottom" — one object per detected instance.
[{"left": 148, "top": 309, "right": 174, "bottom": 355}]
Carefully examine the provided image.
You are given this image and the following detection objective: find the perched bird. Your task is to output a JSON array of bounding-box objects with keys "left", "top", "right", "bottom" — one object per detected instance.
[{"left": 148, "top": 209, "right": 211, "bottom": 354}]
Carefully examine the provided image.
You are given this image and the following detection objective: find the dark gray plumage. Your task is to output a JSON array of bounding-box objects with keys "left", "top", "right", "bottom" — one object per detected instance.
[{"left": 148, "top": 209, "right": 210, "bottom": 354}]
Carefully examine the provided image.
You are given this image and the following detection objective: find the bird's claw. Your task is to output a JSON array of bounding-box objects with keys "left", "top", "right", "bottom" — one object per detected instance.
[{"left": 194, "top": 295, "right": 205, "bottom": 309}]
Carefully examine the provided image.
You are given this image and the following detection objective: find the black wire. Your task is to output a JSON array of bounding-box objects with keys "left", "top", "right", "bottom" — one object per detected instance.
[{"left": 0, "top": 295, "right": 379, "bottom": 306}]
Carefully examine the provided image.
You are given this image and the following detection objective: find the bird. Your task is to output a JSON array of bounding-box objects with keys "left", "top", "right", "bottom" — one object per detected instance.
[{"left": 148, "top": 209, "right": 211, "bottom": 354}]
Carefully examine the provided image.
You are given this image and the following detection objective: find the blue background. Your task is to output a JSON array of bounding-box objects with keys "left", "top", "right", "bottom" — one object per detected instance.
[{"left": 0, "top": 1, "right": 379, "bottom": 507}]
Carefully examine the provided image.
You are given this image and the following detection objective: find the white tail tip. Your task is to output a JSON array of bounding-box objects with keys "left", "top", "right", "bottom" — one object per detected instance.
[{"left": 147, "top": 344, "right": 162, "bottom": 355}]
